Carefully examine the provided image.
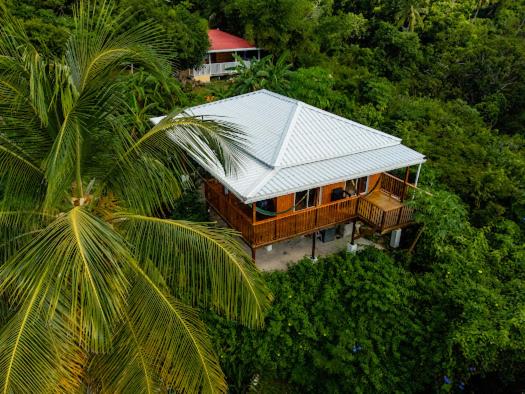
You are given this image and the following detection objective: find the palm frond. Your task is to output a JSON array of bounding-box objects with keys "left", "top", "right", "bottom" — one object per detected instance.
[
  {"left": 0, "top": 207, "right": 131, "bottom": 351},
  {"left": 87, "top": 310, "right": 162, "bottom": 393},
  {"left": 125, "top": 260, "right": 227, "bottom": 393},
  {"left": 0, "top": 274, "right": 83, "bottom": 393},
  {"left": 0, "top": 139, "right": 44, "bottom": 207},
  {"left": 0, "top": 210, "right": 52, "bottom": 261},
  {"left": 122, "top": 114, "right": 249, "bottom": 176},
  {"left": 67, "top": 0, "right": 170, "bottom": 92},
  {"left": 116, "top": 213, "right": 271, "bottom": 327},
  {"left": 106, "top": 155, "right": 183, "bottom": 215}
]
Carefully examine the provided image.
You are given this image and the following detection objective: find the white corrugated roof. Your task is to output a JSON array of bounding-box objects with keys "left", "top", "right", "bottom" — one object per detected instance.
[{"left": 153, "top": 90, "right": 426, "bottom": 203}]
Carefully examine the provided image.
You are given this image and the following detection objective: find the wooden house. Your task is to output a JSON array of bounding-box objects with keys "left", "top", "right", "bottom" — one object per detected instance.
[
  {"left": 191, "top": 29, "right": 261, "bottom": 83},
  {"left": 153, "top": 90, "right": 426, "bottom": 259}
]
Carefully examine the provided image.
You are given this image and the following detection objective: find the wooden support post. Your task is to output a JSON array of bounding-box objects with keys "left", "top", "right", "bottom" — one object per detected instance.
[
  {"left": 350, "top": 218, "right": 357, "bottom": 245},
  {"left": 252, "top": 203, "right": 257, "bottom": 224},
  {"left": 311, "top": 232, "right": 316, "bottom": 260},
  {"left": 251, "top": 247, "right": 256, "bottom": 262},
  {"left": 401, "top": 166, "right": 410, "bottom": 202}
]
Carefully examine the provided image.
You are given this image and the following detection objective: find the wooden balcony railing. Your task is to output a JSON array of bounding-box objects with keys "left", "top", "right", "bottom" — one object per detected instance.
[
  {"left": 191, "top": 60, "right": 251, "bottom": 77},
  {"left": 251, "top": 197, "right": 358, "bottom": 246},
  {"left": 205, "top": 178, "right": 415, "bottom": 248},
  {"left": 380, "top": 172, "right": 416, "bottom": 201},
  {"left": 358, "top": 197, "right": 414, "bottom": 234}
]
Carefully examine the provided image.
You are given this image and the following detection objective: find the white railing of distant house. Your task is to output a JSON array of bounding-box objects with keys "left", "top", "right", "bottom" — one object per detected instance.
[{"left": 191, "top": 60, "right": 251, "bottom": 77}]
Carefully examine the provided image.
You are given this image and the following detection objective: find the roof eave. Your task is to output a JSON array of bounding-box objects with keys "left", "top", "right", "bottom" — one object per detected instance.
[
  {"left": 207, "top": 48, "right": 259, "bottom": 53},
  {"left": 242, "top": 157, "right": 427, "bottom": 204}
]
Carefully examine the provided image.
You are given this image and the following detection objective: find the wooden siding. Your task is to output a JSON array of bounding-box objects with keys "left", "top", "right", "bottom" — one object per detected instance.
[
  {"left": 274, "top": 193, "right": 295, "bottom": 218},
  {"left": 321, "top": 182, "right": 345, "bottom": 204},
  {"left": 205, "top": 173, "right": 417, "bottom": 248}
]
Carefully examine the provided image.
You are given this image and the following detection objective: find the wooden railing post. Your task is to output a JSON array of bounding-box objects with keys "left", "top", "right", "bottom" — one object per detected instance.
[
  {"left": 396, "top": 207, "right": 403, "bottom": 226},
  {"left": 401, "top": 167, "right": 410, "bottom": 202}
]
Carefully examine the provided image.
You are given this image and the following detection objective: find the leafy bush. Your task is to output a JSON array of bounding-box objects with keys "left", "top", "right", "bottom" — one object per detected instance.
[{"left": 206, "top": 249, "right": 429, "bottom": 393}]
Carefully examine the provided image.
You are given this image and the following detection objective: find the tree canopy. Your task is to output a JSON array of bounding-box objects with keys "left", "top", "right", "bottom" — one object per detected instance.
[{"left": 2, "top": 0, "right": 525, "bottom": 392}]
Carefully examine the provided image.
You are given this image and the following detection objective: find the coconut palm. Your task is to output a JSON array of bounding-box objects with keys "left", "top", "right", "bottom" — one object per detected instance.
[
  {"left": 229, "top": 53, "right": 293, "bottom": 95},
  {"left": 0, "top": 2, "right": 270, "bottom": 392},
  {"left": 395, "top": 0, "right": 429, "bottom": 32}
]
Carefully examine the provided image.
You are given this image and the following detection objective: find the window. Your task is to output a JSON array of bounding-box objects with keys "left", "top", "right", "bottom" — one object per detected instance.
[
  {"left": 344, "top": 179, "right": 358, "bottom": 196},
  {"left": 345, "top": 177, "right": 368, "bottom": 196},
  {"left": 295, "top": 188, "right": 319, "bottom": 211},
  {"left": 256, "top": 198, "right": 276, "bottom": 220}
]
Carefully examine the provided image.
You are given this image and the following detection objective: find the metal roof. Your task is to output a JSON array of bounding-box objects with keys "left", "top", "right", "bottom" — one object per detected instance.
[{"left": 152, "top": 90, "right": 426, "bottom": 203}]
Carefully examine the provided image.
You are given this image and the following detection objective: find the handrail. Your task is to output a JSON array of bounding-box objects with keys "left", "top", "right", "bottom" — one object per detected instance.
[
  {"left": 205, "top": 181, "right": 252, "bottom": 222},
  {"left": 381, "top": 172, "right": 416, "bottom": 188},
  {"left": 253, "top": 195, "right": 359, "bottom": 226},
  {"left": 205, "top": 177, "right": 415, "bottom": 246}
]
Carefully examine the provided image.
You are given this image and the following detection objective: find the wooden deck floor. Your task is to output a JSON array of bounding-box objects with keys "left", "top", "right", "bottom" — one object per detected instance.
[{"left": 364, "top": 191, "right": 403, "bottom": 211}]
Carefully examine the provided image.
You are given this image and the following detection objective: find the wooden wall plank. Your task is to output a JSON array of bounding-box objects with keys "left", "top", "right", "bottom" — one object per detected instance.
[
  {"left": 321, "top": 182, "right": 345, "bottom": 204},
  {"left": 275, "top": 193, "right": 295, "bottom": 217}
]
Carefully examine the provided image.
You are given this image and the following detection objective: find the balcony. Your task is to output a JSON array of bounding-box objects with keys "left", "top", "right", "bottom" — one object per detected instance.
[
  {"left": 204, "top": 173, "right": 416, "bottom": 248},
  {"left": 191, "top": 61, "right": 250, "bottom": 77}
]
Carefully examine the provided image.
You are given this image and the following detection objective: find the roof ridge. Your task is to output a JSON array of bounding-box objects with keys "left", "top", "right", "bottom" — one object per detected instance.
[
  {"left": 270, "top": 101, "right": 302, "bottom": 167},
  {"left": 245, "top": 167, "right": 281, "bottom": 199},
  {"left": 299, "top": 101, "right": 401, "bottom": 142}
]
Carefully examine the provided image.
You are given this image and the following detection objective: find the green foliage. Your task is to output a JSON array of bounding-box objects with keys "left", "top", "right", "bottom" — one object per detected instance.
[
  {"left": 228, "top": 54, "right": 293, "bottom": 95},
  {"left": 409, "top": 190, "right": 525, "bottom": 388},
  {"left": 170, "top": 187, "right": 210, "bottom": 222},
  {"left": 207, "top": 249, "right": 429, "bottom": 393},
  {"left": 0, "top": 3, "right": 270, "bottom": 392},
  {"left": 7, "top": 0, "right": 525, "bottom": 391},
  {"left": 288, "top": 67, "right": 348, "bottom": 111},
  {"left": 118, "top": 0, "right": 210, "bottom": 69}
]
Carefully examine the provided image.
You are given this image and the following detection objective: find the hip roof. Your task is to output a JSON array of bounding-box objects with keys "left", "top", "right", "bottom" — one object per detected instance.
[{"left": 152, "top": 90, "right": 426, "bottom": 203}]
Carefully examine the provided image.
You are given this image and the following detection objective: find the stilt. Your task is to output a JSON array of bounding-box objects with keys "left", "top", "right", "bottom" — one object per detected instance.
[
  {"left": 251, "top": 247, "right": 256, "bottom": 262},
  {"left": 311, "top": 232, "right": 316, "bottom": 259},
  {"left": 350, "top": 218, "right": 357, "bottom": 245}
]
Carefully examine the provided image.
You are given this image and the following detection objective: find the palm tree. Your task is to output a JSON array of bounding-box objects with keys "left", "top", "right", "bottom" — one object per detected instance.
[
  {"left": 229, "top": 53, "right": 293, "bottom": 95},
  {"left": 395, "top": 0, "right": 429, "bottom": 32},
  {"left": 0, "top": 2, "right": 270, "bottom": 392}
]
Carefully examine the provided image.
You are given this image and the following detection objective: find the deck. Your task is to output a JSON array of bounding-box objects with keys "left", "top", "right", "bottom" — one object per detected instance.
[{"left": 204, "top": 173, "right": 415, "bottom": 248}]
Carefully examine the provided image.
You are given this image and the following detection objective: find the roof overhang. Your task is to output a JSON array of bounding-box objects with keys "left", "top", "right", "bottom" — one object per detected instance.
[
  {"left": 207, "top": 48, "right": 259, "bottom": 54},
  {"left": 240, "top": 157, "right": 427, "bottom": 204}
]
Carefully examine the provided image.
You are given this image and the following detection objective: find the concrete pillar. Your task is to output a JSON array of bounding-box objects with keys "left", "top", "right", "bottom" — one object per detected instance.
[
  {"left": 346, "top": 243, "right": 358, "bottom": 254},
  {"left": 390, "top": 229, "right": 402, "bottom": 248}
]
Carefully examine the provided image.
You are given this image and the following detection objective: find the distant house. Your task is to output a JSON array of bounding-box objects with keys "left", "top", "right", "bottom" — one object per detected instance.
[
  {"left": 191, "top": 29, "right": 261, "bottom": 82},
  {"left": 153, "top": 90, "right": 426, "bottom": 260}
]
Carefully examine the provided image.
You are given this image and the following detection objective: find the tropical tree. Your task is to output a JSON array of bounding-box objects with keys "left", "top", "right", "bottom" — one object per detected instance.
[
  {"left": 228, "top": 53, "right": 293, "bottom": 95},
  {"left": 0, "top": 2, "right": 270, "bottom": 393},
  {"left": 395, "top": 0, "right": 429, "bottom": 32}
]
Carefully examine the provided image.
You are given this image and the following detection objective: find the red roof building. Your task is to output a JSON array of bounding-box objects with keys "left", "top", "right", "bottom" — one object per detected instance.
[
  {"left": 191, "top": 29, "right": 260, "bottom": 82},
  {"left": 208, "top": 29, "right": 257, "bottom": 52}
]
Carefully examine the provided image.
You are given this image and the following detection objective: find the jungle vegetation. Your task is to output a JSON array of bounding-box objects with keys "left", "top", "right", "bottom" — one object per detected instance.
[{"left": 1, "top": 0, "right": 525, "bottom": 392}]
